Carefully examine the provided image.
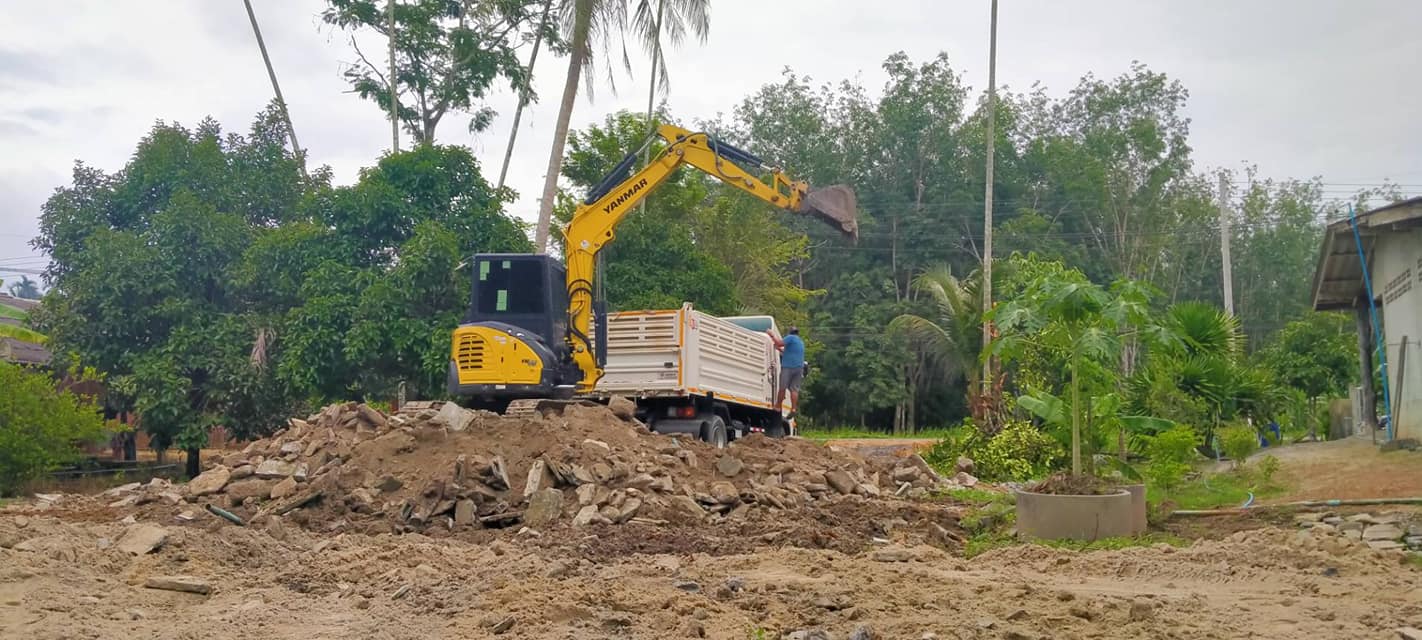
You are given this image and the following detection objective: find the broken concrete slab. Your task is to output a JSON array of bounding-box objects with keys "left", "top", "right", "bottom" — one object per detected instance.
[
  {"left": 116, "top": 524, "right": 169, "bottom": 556},
  {"left": 186, "top": 466, "right": 231, "bottom": 497},
  {"left": 144, "top": 576, "right": 213, "bottom": 595},
  {"left": 525, "top": 488, "right": 564, "bottom": 528}
]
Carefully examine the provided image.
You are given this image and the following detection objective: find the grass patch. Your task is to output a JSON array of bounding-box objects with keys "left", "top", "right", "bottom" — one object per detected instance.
[
  {"left": 0, "top": 304, "right": 27, "bottom": 320},
  {"left": 1405, "top": 554, "right": 1422, "bottom": 571},
  {"left": 800, "top": 427, "right": 958, "bottom": 441},
  {"left": 1148, "top": 466, "right": 1288, "bottom": 511},
  {"left": 937, "top": 487, "right": 1014, "bottom": 506},
  {"left": 964, "top": 531, "right": 1188, "bottom": 558}
]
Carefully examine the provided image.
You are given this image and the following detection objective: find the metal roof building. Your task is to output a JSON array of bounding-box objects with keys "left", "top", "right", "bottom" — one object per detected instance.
[{"left": 1311, "top": 197, "right": 1422, "bottom": 440}]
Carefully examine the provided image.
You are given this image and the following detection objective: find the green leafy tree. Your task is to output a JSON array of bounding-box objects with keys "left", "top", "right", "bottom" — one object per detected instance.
[
  {"left": 322, "top": 0, "right": 557, "bottom": 143},
  {"left": 889, "top": 265, "right": 981, "bottom": 427},
  {"left": 1260, "top": 312, "right": 1356, "bottom": 438},
  {"left": 0, "top": 361, "right": 106, "bottom": 495},
  {"left": 991, "top": 269, "right": 1153, "bottom": 475}
]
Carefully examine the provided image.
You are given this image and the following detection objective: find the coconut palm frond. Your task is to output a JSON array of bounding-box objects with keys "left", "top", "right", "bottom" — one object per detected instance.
[{"left": 889, "top": 314, "right": 966, "bottom": 378}]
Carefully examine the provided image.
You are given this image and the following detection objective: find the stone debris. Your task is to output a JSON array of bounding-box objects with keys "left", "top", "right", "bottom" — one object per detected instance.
[
  {"left": 115, "top": 524, "right": 168, "bottom": 555},
  {"left": 185, "top": 467, "right": 231, "bottom": 497},
  {"left": 1297, "top": 511, "right": 1422, "bottom": 552},
  {"left": 144, "top": 576, "right": 213, "bottom": 595},
  {"left": 81, "top": 399, "right": 958, "bottom": 538}
]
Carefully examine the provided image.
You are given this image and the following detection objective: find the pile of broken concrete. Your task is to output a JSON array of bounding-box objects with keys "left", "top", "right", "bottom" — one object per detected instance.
[
  {"left": 115, "top": 400, "right": 964, "bottom": 535},
  {"left": 1295, "top": 510, "right": 1422, "bottom": 553}
]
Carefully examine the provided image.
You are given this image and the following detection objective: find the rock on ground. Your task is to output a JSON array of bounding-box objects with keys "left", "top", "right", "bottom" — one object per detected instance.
[
  {"left": 144, "top": 576, "right": 213, "bottom": 595},
  {"left": 186, "top": 467, "right": 231, "bottom": 496},
  {"left": 116, "top": 524, "right": 169, "bottom": 555},
  {"left": 525, "top": 488, "right": 564, "bottom": 528}
]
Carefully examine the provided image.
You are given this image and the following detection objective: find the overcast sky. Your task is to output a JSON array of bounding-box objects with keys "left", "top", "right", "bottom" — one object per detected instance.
[{"left": 3, "top": 0, "right": 1421, "bottom": 282}]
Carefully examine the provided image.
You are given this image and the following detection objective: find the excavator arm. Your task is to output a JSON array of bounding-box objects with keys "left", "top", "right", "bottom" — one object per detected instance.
[{"left": 560, "top": 124, "right": 858, "bottom": 392}]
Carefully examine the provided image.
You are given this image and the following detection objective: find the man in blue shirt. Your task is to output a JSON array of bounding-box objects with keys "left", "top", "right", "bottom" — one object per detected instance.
[{"left": 768, "top": 327, "right": 806, "bottom": 418}]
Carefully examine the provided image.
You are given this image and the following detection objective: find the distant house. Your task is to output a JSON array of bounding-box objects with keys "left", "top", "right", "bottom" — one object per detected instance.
[
  {"left": 1311, "top": 197, "right": 1422, "bottom": 440},
  {"left": 0, "top": 293, "right": 50, "bottom": 366}
]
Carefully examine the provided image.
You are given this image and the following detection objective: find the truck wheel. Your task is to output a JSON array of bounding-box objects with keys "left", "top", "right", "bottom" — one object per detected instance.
[
  {"left": 765, "top": 419, "right": 788, "bottom": 439},
  {"left": 700, "top": 416, "right": 728, "bottom": 449}
]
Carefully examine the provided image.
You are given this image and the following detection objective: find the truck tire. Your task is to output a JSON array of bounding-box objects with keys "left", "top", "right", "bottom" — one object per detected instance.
[
  {"left": 765, "top": 419, "right": 788, "bottom": 439},
  {"left": 700, "top": 416, "right": 728, "bottom": 449}
]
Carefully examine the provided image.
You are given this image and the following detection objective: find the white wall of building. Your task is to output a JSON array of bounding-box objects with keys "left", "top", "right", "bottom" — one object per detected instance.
[{"left": 1372, "top": 229, "right": 1422, "bottom": 440}]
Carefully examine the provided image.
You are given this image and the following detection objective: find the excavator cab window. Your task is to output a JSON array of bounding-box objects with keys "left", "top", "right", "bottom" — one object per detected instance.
[
  {"left": 467, "top": 254, "right": 569, "bottom": 353},
  {"left": 476, "top": 258, "right": 546, "bottom": 315}
]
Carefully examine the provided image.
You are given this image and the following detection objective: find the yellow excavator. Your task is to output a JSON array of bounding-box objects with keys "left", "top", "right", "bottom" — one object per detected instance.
[{"left": 447, "top": 123, "right": 857, "bottom": 416}]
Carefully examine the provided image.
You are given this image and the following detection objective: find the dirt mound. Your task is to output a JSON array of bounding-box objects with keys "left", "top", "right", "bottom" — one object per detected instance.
[{"left": 80, "top": 401, "right": 951, "bottom": 542}]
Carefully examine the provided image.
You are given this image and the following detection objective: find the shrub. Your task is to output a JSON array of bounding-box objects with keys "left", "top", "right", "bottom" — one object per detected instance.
[
  {"left": 924, "top": 420, "right": 1063, "bottom": 482},
  {"left": 1218, "top": 423, "right": 1260, "bottom": 468},
  {"left": 1257, "top": 454, "right": 1281, "bottom": 483},
  {"left": 0, "top": 362, "right": 106, "bottom": 495},
  {"left": 1144, "top": 425, "right": 1197, "bottom": 492}
]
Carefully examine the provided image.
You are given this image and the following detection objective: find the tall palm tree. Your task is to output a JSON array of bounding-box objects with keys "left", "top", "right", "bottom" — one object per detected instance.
[
  {"left": 495, "top": 0, "right": 557, "bottom": 191},
  {"left": 7, "top": 275, "right": 42, "bottom": 300},
  {"left": 889, "top": 265, "right": 983, "bottom": 412},
  {"left": 531, "top": 0, "right": 710, "bottom": 252}
]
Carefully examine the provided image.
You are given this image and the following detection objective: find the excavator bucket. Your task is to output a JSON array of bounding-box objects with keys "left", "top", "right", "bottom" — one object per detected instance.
[{"left": 800, "top": 185, "right": 859, "bottom": 241}]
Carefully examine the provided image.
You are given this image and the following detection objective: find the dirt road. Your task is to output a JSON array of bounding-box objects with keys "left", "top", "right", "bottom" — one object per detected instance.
[
  {"left": 5, "top": 511, "right": 1422, "bottom": 640},
  {"left": 7, "top": 407, "right": 1422, "bottom": 638},
  {"left": 1212, "top": 435, "right": 1422, "bottom": 503}
]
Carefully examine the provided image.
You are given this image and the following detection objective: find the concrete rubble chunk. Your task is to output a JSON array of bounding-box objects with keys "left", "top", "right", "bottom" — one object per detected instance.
[
  {"left": 116, "top": 524, "right": 169, "bottom": 556},
  {"left": 269, "top": 477, "right": 299, "bottom": 500},
  {"left": 186, "top": 466, "right": 231, "bottom": 497},
  {"left": 572, "top": 505, "right": 609, "bottom": 527},
  {"left": 710, "top": 482, "right": 739, "bottom": 505},
  {"left": 524, "top": 460, "right": 553, "bottom": 498},
  {"left": 608, "top": 396, "right": 637, "bottom": 421},
  {"left": 576, "top": 484, "right": 600, "bottom": 506},
  {"left": 671, "top": 495, "right": 707, "bottom": 520},
  {"left": 956, "top": 456, "right": 975, "bottom": 473},
  {"left": 230, "top": 465, "right": 255, "bottom": 481},
  {"left": 824, "top": 470, "right": 857, "bottom": 495},
  {"left": 435, "top": 402, "right": 477, "bottom": 431},
  {"left": 255, "top": 459, "right": 296, "bottom": 479},
  {"left": 856, "top": 483, "right": 882, "bottom": 497},
  {"left": 375, "top": 475, "right": 403, "bottom": 493},
  {"left": 716, "top": 455, "right": 745, "bottom": 478},
  {"left": 849, "top": 624, "right": 877, "bottom": 640},
  {"left": 356, "top": 404, "right": 388, "bottom": 428},
  {"left": 955, "top": 471, "right": 978, "bottom": 487},
  {"left": 615, "top": 498, "right": 642, "bottom": 523},
  {"left": 144, "top": 576, "right": 213, "bottom": 595},
  {"left": 892, "top": 466, "right": 921, "bottom": 483},
  {"left": 1398, "top": 627, "right": 1422, "bottom": 640},
  {"left": 871, "top": 547, "right": 912, "bottom": 562},
  {"left": 1364, "top": 524, "right": 1405, "bottom": 541},
  {"left": 279, "top": 442, "right": 304, "bottom": 455},
  {"left": 224, "top": 479, "right": 274, "bottom": 504},
  {"left": 525, "top": 488, "right": 564, "bottom": 528}
]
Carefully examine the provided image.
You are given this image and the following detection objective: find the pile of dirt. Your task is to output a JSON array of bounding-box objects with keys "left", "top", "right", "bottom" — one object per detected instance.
[{"left": 94, "top": 401, "right": 954, "bottom": 540}]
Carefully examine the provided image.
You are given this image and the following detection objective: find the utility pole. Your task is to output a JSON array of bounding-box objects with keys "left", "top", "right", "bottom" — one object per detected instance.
[
  {"left": 1218, "top": 173, "right": 1234, "bottom": 316},
  {"left": 242, "top": 0, "right": 307, "bottom": 180},
  {"left": 388, "top": 0, "right": 400, "bottom": 153},
  {"left": 980, "top": 0, "right": 999, "bottom": 396}
]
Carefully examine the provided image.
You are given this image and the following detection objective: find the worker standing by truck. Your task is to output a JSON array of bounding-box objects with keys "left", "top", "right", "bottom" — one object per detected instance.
[{"left": 768, "top": 327, "right": 805, "bottom": 419}]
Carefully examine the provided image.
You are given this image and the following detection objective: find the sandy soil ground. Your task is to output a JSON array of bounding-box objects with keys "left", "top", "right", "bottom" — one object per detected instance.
[
  {"left": 8, "top": 410, "right": 1422, "bottom": 639},
  {"left": 1209, "top": 435, "right": 1422, "bottom": 503}
]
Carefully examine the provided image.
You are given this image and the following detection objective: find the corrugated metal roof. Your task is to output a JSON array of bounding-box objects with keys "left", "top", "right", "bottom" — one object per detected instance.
[
  {"left": 1, "top": 337, "right": 52, "bottom": 365},
  {"left": 0, "top": 293, "right": 40, "bottom": 311},
  {"left": 1311, "top": 196, "right": 1422, "bottom": 310}
]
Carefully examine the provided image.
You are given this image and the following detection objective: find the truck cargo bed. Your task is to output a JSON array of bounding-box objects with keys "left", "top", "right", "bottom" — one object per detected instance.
[{"left": 594, "top": 303, "right": 781, "bottom": 411}]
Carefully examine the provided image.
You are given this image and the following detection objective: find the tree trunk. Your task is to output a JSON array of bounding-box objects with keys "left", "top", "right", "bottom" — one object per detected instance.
[
  {"left": 496, "top": 0, "right": 553, "bottom": 191},
  {"left": 532, "top": 16, "right": 588, "bottom": 252},
  {"left": 1070, "top": 358, "right": 1081, "bottom": 475},
  {"left": 1355, "top": 305, "right": 1378, "bottom": 430},
  {"left": 185, "top": 447, "right": 201, "bottom": 479},
  {"left": 156, "top": 448, "right": 166, "bottom": 465}
]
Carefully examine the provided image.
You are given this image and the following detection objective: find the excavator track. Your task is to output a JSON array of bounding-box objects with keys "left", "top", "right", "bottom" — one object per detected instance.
[{"left": 504, "top": 398, "right": 598, "bottom": 419}]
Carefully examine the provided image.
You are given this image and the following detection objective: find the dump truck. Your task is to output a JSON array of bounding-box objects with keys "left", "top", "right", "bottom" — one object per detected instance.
[{"left": 587, "top": 303, "right": 794, "bottom": 447}]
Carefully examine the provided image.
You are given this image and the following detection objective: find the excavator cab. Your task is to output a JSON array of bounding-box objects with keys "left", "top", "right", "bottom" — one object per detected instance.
[{"left": 448, "top": 254, "right": 583, "bottom": 403}]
